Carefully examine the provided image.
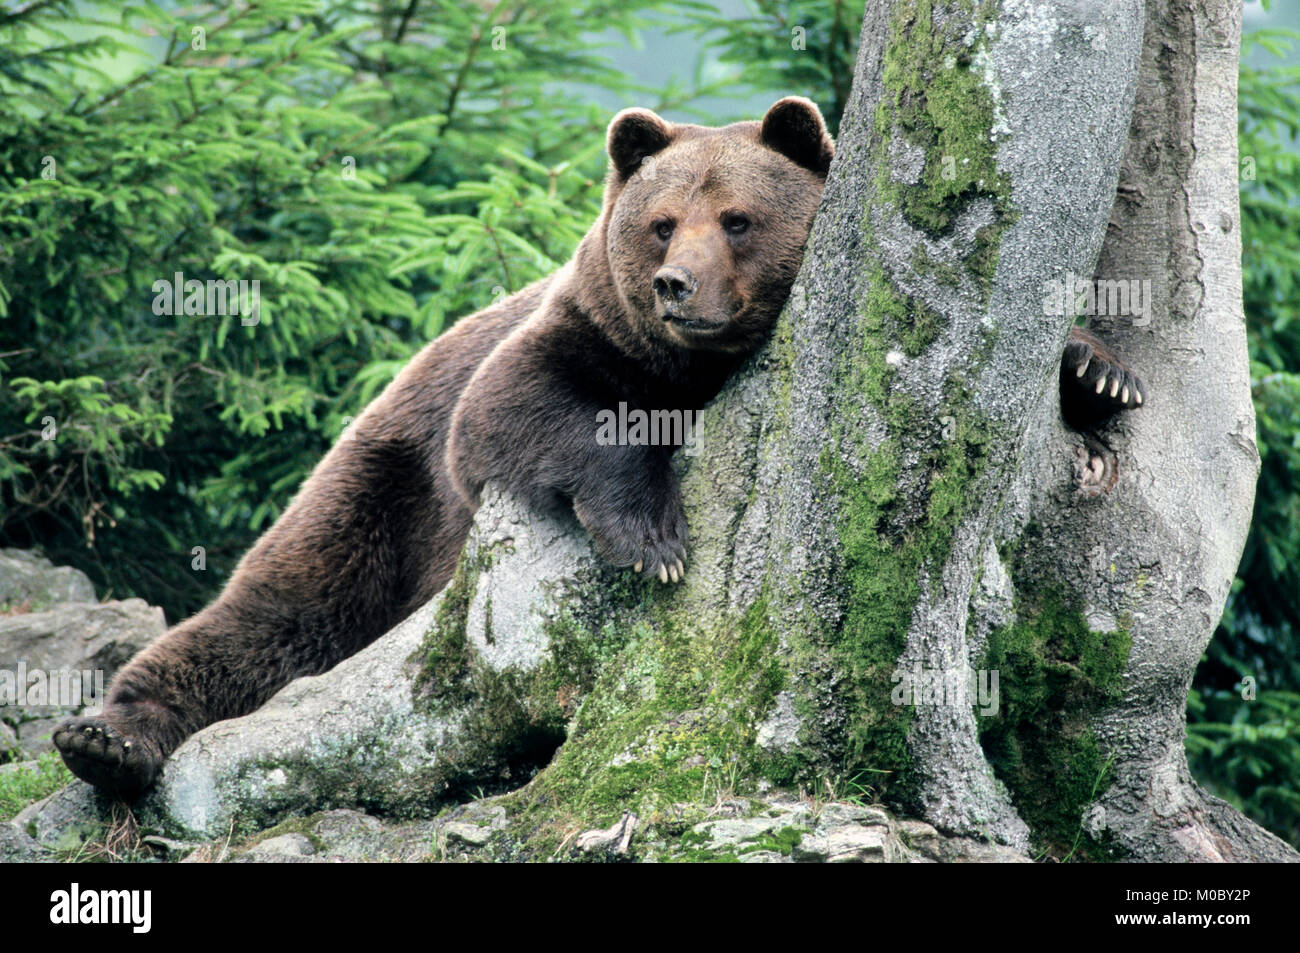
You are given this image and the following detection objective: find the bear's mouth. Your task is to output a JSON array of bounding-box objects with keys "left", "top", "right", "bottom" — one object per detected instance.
[{"left": 665, "top": 314, "right": 726, "bottom": 332}]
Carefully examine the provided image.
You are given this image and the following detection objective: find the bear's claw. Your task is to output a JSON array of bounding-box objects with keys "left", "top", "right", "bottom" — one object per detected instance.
[
  {"left": 1061, "top": 327, "right": 1145, "bottom": 429},
  {"left": 578, "top": 493, "right": 688, "bottom": 585},
  {"left": 638, "top": 540, "right": 686, "bottom": 585},
  {"left": 626, "top": 525, "right": 686, "bottom": 585}
]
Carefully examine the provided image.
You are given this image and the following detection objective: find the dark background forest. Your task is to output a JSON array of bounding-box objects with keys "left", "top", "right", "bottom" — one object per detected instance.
[{"left": 1, "top": 0, "right": 1297, "bottom": 847}]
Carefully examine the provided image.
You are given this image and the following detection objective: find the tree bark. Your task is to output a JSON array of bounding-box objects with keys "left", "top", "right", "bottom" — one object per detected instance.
[{"left": 108, "top": 0, "right": 1295, "bottom": 861}]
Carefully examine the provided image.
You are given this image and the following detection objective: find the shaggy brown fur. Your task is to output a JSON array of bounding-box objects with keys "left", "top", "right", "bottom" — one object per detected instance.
[{"left": 54, "top": 98, "right": 1141, "bottom": 797}]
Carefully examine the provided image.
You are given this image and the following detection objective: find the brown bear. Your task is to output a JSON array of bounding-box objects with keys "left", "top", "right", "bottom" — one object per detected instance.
[{"left": 53, "top": 97, "right": 1142, "bottom": 797}]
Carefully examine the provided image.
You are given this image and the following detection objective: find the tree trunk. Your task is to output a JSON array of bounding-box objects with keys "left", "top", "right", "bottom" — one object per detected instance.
[
  {"left": 97, "top": 0, "right": 1293, "bottom": 862},
  {"left": 995, "top": 0, "right": 1294, "bottom": 862}
]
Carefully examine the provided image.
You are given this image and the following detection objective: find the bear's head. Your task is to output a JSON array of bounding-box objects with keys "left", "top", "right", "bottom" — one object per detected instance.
[{"left": 598, "top": 97, "right": 833, "bottom": 356}]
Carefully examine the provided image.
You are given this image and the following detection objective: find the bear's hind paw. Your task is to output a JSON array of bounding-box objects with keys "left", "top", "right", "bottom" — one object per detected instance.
[{"left": 53, "top": 715, "right": 160, "bottom": 798}]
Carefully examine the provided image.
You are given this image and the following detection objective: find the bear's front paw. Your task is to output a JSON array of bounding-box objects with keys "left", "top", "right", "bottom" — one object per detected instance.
[
  {"left": 622, "top": 509, "right": 689, "bottom": 584},
  {"left": 1061, "top": 327, "right": 1145, "bottom": 429},
  {"left": 577, "top": 497, "right": 688, "bottom": 584}
]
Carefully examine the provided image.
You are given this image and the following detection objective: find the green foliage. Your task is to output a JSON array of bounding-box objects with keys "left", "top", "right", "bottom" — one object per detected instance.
[
  {"left": 1187, "top": 689, "right": 1300, "bottom": 847},
  {"left": 0, "top": 751, "right": 74, "bottom": 821},
  {"left": 0, "top": 0, "right": 686, "bottom": 620},
  {"left": 683, "top": 0, "right": 860, "bottom": 132},
  {"left": 1214, "top": 27, "right": 1300, "bottom": 682}
]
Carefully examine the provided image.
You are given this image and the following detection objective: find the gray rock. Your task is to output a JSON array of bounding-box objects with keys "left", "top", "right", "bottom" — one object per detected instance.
[
  {"left": 312, "top": 809, "right": 384, "bottom": 846},
  {"left": 738, "top": 850, "right": 790, "bottom": 864},
  {"left": 443, "top": 821, "right": 495, "bottom": 850},
  {"left": 0, "top": 549, "right": 96, "bottom": 607},
  {"left": 140, "top": 835, "right": 202, "bottom": 860},
  {"left": 793, "top": 825, "right": 888, "bottom": 863},
  {"left": 333, "top": 818, "right": 441, "bottom": 863},
  {"left": 692, "top": 815, "right": 790, "bottom": 848},
  {"left": 236, "top": 832, "right": 318, "bottom": 862},
  {"left": 0, "top": 758, "right": 37, "bottom": 777},
  {"left": 662, "top": 798, "right": 1031, "bottom": 864},
  {"left": 754, "top": 691, "right": 801, "bottom": 752},
  {"left": 16, "top": 716, "right": 61, "bottom": 756},
  {"left": 0, "top": 721, "right": 19, "bottom": 760},
  {"left": 14, "top": 783, "right": 111, "bottom": 852},
  {"left": 0, "top": 553, "right": 165, "bottom": 759},
  {"left": 817, "top": 802, "right": 890, "bottom": 828},
  {"left": 0, "top": 820, "right": 42, "bottom": 862},
  {"left": 929, "top": 837, "right": 1034, "bottom": 864},
  {"left": 894, "top": 818, "right": 942, "bottom": 860},
  {"left": 574, "top": 811, "right": 637, "bottom": 856},
  {"left": 299, "top": 809, "right": 442, "bottom": 862},
  {"left": 0, "top": 599, "right": 166, "bottom": 729},
  {"left": 763, "top": 797, "right": 814, "bottom": 823}
]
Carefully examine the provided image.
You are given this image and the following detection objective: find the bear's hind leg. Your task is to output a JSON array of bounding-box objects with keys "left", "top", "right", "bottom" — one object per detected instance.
[
  {"left": 53, "top": 614, "right": 249, "bottom": 797},
  {"left": 53, "top": 555, "right": 420, "bottom": 797},
  {"left": 53, "top": 404, "right": 461, "bottom": 797},
  {"left": 54, "top": 646, "right": 204, "bottom": 797}
]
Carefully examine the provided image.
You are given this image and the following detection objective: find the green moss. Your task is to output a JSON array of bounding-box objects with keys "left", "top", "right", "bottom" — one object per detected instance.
[
  {"left": 968, "top": 221, "right": 1005, "bottom": 292},
  {"left": 877, "top": 1, "right": 1008, "bottom": 223},
  {"left": 726, "top": 598, "right": 788, "bottom": 718},
  {"left": 498, "top": 593, "right": 795, "bottom": 855},
  {"left": 412, "top": 549, "right": 479, "bottom": 710},
  {"left": 910, "top": 244, "right": 965, "bottom": 290},
  {"left": 824, "top": 390, "right": 990, "bottom": 807},
  {"left": 978, "top": 565, "right": 1132, "bottom": 860},
  {"left": 903, "top": 302, "right": 944, "bottom": 357},
  {"left": 408, "top": 534, "right": 600, "bottom": 772},
  {"left": 236, "top": 812, "right": 329, "bottom": 854},
  {"left": 741, "top": 825, "right": 805, "bottom": 857},
  {"left": 667, "top": 847, "right": 741, "bottom": 863},
  {"left": 874, "top": 0, "right": 1015, "bottom": 295},
  {"left": 419, "top": 607, "right": 643, "bottom": 807},
  {"left": 226, "top": 732, "right": 439, "bottom": 836},
  {"left": 825, "top": 252, "right": 995, "bottom": 809},
  {"left": 808, "top": 0, "right": 1015, "bottom": 810},
  {"left": 853, "top": 258, "right": 945, "bottom": 361},
  {"left": 752, "top": 752, "right": 804, "bottom": 788}
]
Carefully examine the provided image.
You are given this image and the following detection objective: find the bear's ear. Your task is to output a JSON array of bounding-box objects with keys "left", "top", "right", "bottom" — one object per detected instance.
[
  {"left": 760, "top": 97, "right": 834, "bottom": 176},
  {"left": 606, "top": 108, "right": 674, "bottom": 181}
]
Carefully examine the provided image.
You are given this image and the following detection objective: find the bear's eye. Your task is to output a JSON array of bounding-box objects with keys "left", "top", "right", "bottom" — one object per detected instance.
[
  {"left": 654, "top": 220, "right": 675, "bottom": 242},
  {"left": 722, "top": 213, "right": 751, "bottom": 236}
]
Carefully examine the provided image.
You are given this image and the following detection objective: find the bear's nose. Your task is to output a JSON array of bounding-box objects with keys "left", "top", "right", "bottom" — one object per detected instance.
[{"left": 653, "top": 266, "right": 697, "bottom": 306}]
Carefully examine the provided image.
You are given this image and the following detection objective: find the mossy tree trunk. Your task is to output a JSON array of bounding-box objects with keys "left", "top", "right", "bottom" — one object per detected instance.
[{"left": 985, "top": 0, "right": 1296, "bottom": 861}]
